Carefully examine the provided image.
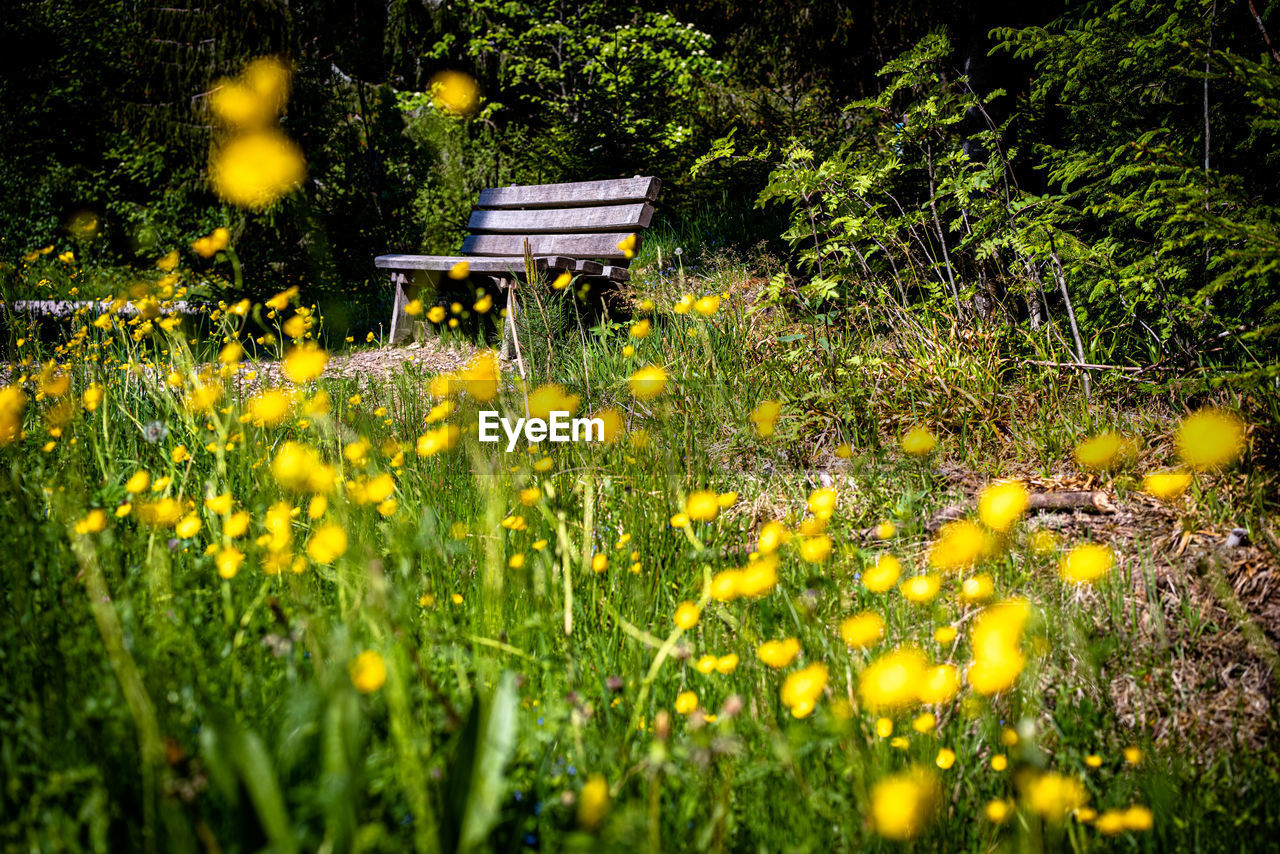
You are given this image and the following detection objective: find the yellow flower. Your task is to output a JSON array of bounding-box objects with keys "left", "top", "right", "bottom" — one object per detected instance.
[
  {"left": 577, "top": 774, "right": 610, "bottom": 830},
  {"left": 984, "top": 799, "right": 1012, "bottom": 823},
  {"left": 693, "top": 294, "right": 721, "bottom": 316},
  {"left": 756, "top": 638, "right": 800, "bottom": 669},
  {"left": 717, "top": 492, "right": 738, "bottom": 508},
  {"left": 673, "top": 601, "right": 700, "bottom": 630},
  {"left": 427, "top": 305, "right": 447, "bottom": 323},
  {"left": 307, "top": 522, "right": 348, "bottom": 564},
  {"left": 1142, "top": 469, "right": 1192, "bottom": 500},
  {"left": 1023, "top": 772, "right": 1088, "bottom": 822},
  {"left": 157, "top": 250, "right": 179, "bottom": 272},
  {"left": 674, "top": 690, "right": 698, "bottom": 715},
  {"left": 1074, "top": 431, "right": 1125, "bottom": 470},
  {"left": 859, "top": 648, "right": 927, "bottom": 711},
  {"left": 215, "top": 546, "right": 244, "bottom": 579},
  {"left": 1123, "top": 746, "right": 1143, "bottom": 765},
  {"left": 349, "top": 650, "right": 387, "bottom": 693},
  {"left": 431, "top": 70, "right": 480, "bottom": 115},
  {"left": 592, "top": 408, "right": 625, "bottom": 442},
  {"left": 628, "top": 365, "right": 667, "bottom": 400},
  {"left": 991, "top": 754, "right": 1008, "bottom": 771},
  {"left": 1059, "top": 542, "right": 1114, "bottom": 584},
  {"left": 416, "top": 424, "right": 461, "bottom": 456},
  {"left": 224, "top": 511, "right": 251, "bottom": 538},
  {"left": 615, "top": 233, "right": 637, "bottom": 259},
  {"left": 473, "top": 294, "right": 492, "bottom": 313},
  {"left": 283, "top": 343, "right": 328, "bottom": 384},
  {"left": 125, "top": 470, "right": 151, "bottom": 493},
  {"left": 449, "top": 261, "right": 470, "bottom": 280},
  {"left": 210, "top": 130, "right": 306, "bottom": 209},
  {"left": 917, "top": 664, "right": 960, "bottom": 704},
  {"left": 271, "top": 442, "right": 335, "bottom": 493},
  {"left": 710, "top": 570, "right": 742, "bottom": 602},
  {"left": 1122, "top": 805, "right": 1153, "bottom": 831},
  {"left": 508, "top": 553, "right": 525, "bottom": 569},
  {"left": 669, "top": 512, "right": 690, "bottom": 529},
  {"left": 685, "top": 489, "right": 719, "bottom": 522},
  {"left": 780, "top": 663, "right": 827, "bottom": 718},
  {"left": 308, "top": 495, "right": 327, "bottom": 519},
  {"left": 875, "top": 521, "right": 896, "bottom": 539},
  {"left": 591, "top": 554, "right": 609, "bottom": 573},
  {"left": 748, "top": 400, "right": 781, "bottom": 437},
  {"left": 630, "top": 319, "right": 652, "bottom": 339},
  {"left": 74, "top": 509, "right": 108, "bottom": 535},
  {"left": 715, "top": 654, "right": 739, "bottom": 674},
  {"left": 552, "top": 271, "right": 572, "bottom": 290},
  {"left": 900, "top": 574, "right": 941, "bottom": 603},
  {"left": 673, "top": 293, "right": 694, "bottom": 314},
  {"left": 82, "top": 384, "right": 104, "bottom": 412},
  {"left": 864, "top": 554, "right": 902, "bottom": 593},
  {"left": 870, "top": 767, "right": 940, "bottom": 841},
  {"left": 959, "top": 572, "right": 994, "bottom": 603},
  {"left": 912, "top": 712, "right": 936, "bottom": 733},
  {"left": 901, "top": 426, "right": 937, "bottom": 456},
  {"left": 798, "top": 534, "right": 832, "bottom": 564},
  {"left": 967, "top": 599, "right": 1030, "bottom": 696},
  {"left": 137, "top": 497, "right": 182, "bottom": 526},
  {"left": 738, "top": 554, "right": 779, "bottom": 597},
  {"left": 1176, "top": 408, "right": 1245, "bottom": 469},
  {"left": 696, "top": 655, "right": 717, "bottom": 674},
  {"left": 205, "top": 493, "right": 234, "bottom": 515},
  {"left": 928, "top": 520, "right": 985, "bottom": 572},
  {"left": 757, "top": 520, "right": 791, "bottom": 554},
  {"left": 458, "top": 351, "right": 499, "bottom": 401},
  {"left": 935, "top": 747, "right": 955, "bottom": 769},
  {"left": 933, "top": 625, "right": 958, "bottom": 645},
  {"left": 527, "top": 383, "right": 581, "bottom": 419},
  {"left": 807, "top": 487, "right": 837, "bottom": 520},
  {"left": 282, "top": 315, "right": 307, "bottom": 338},
  {"left": 978, "top": 481, "right": 1029, "bottom": 532},
  {"left": 248, "top": 388, "right": 294, "bottom": 426},
  {"left": 840, "top": 612, "right": 884, "bottom": 649},
  {"left": 174, "top": 514, "right": 202, "bottom": 539}
]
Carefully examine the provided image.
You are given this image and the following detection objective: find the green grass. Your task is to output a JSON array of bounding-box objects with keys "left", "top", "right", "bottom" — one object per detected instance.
[{"left": 1, "top": 246, "right": 1278, "bottom": 853}]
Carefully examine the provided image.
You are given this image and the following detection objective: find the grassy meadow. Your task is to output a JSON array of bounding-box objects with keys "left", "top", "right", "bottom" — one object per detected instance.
[{"left": 2, "top": 221, "right": 1278, "bottom": 853}]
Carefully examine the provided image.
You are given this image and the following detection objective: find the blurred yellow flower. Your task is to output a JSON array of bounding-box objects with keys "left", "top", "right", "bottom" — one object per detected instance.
[
  {"left": 984, "top": 799, "right": 1012, "bottom": 823},
  {"left": 591, "top": 554, "right": 608, "bottom": 573},
  {"left": 757, "top": 637, "right": 800, "bottom": 669},
  {"left": 798, "top": 534, "right": 832, "bottom": 564},
  {"left": 473, "top": 294, "right": 492, "bottom": 313},
  {"left": 781, "top": 663, "right": 827, "bottom": 718},
  {"left": 74, "top": 509, "right": 108, "bottom": 535},
  {"left": 673, "top": 601, "right": 700, "bottom": 630},
  {"left": 710, "top": 570, "right": 742, "bottom": 602},
  {"left": 928, "top": 520, "right": 985, "bottom": 572},
  {"left": 307, "top": 522, "right": 348, "bottom": 564},
  {"left": 685, "top": 490, "right": 719, "bottom": 522},
  {"left": 630, "top": 319, "right": 652, "bottom": 339},
  {"left": 616, "top": 233, "right": 637, "bottom": 259},
  {"left": 427, "top": 305, "right": 447, "bottom": 323},
  {"left": 1059, "top": 542, "right": 1114, "bottom": 584},
  {"left": 900, "top": 574, "right": 941, "bottom": 603},
  {"left": 933, "top": 625, "right": 957, "bottom": 645},
  {"left": 458, "top": 351, "right": 499, "bottom": 401},
  {"left": 859, "top": 648, "right": 927, "bottom": 711},
  {"left": 967, "top": 599, "right": 1029, "bottom": 696},
  {"left": 215, "top": 546, "right": 244, "bottom": 579},
  {"left": 1176, "top": 408, "right": 1245, "bottom": 469},
  {"left": 578, "top": 774, "right": 610, "bottom": 829},
  {"left": 693, "top": 294, "right": 721, "bottom": 316},
  {"left": 756, "top": 520, "right": 791, "bottom": 554},
  {"left": 349, "top": 650, "right": 386, "bottom": 693},
  {"left": 210, "top": 130, "right": 306, "bottom": 209},
  {"left": 430, "top": 70, "right": 480, "bottom": 116},
  {"left": 875, "top": 521, "right": 896, "bottom": 539},
  {"left": 960, "top": 572, "right": 994, "bottom": 603},
  {"left": 901, "top": 426, "right": 937, "bottom": 456},
  {"left": 738, "top": 554, "right": 779, "bottom": 597},
  {"left": 935, "top": 747, "right": 955, "bottom": 769},
  {"left": 870, "top": 767, "right": 939, "bottom": 841},
  {"left": 283, "top": 344, "right": 328, "bottom": 384},
  {"left": 248, "top": 388, "right": 294, "bottom": 426},
  {"left": 1142, "top": 469, "right": 1192, "bottom": 500},
  {"left": 82, "top": 383, "right": 104, "bottom": 412},
  {"left": 978, "top": 480, "right": 1029, "bottom": 532},
  {"left": 1075, "top": 431, "right": 1123, "bottom": 469},
  {"left": 552, "top": 271, "right": 572, "bottom": 290},
  {"left": 840, "top": 612, "right": 884, "bottom": 649},
  {"left": 1023, "top": 772, "right": 1088, "bottom": 822},
  {"left": 204, "top": 493, "right": 233, "bottom": 516},
  {"left": 807, "top": 487, "right": 837, "bottom": 520},
  {"left": 917, "top": 664, "right": 960, "bottom": 704},
  {"left": 528, "top": 383, "right": 581, "bottom": 419},
  {"left": 125, "top": 470, "right": 151, "bottom": 493},
  {"left": 748, "top": 399, "right": 781, "bottom": 437},
  {"left": 674, "top": 690, "right": 698, "bottom": 715},
  {"left": 628, "top": 364, "right": 667, "bottom": 401},
  {"left": 864, "top": 554, "right": 902, "bottom": 593},
  {"left": 715, "top": 654, "right": 739, "bottom": 674}
]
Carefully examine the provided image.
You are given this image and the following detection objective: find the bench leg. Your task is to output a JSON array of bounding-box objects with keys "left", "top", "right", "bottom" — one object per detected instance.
[{"left": 388, "top": 272, "right": 412, "bottom": 345}]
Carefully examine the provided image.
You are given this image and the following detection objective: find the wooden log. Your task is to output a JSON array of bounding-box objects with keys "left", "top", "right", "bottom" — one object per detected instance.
[
  {"left": 926, "top": 490, "right": 1117, "bottom": 531},
  {"left": 460, "top": 233, "right": 640, "bottom": 260},
  {"left": 476, "top": 177, "right": 660, "bottom": 209},
  {"left": 467, "top": 203, "right": 654, "bottom": 234}
]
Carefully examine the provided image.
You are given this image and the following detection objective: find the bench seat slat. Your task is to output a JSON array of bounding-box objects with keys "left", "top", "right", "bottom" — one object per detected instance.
[
  {"left": 375, "top": 254, "right": 587, "bottom": 274},
  {"left": 467, "top": 203, "right": 653, "bottom": 234},
  {"left": 476, "top": 177, "right": 660, "bottom": 209},
  {"left": 460, "top": 233, "right": 639, "bottom": 261}
]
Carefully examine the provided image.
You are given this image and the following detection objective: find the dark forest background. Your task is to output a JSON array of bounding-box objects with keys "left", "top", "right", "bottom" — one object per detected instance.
[{"left": 3, "top": 0, "right": 1280, "bottom": 380}]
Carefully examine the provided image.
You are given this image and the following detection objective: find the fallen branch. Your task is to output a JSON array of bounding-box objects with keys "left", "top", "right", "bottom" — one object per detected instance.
[{"left": 926, "top": 490, "right": 1116, "bottom": 531}]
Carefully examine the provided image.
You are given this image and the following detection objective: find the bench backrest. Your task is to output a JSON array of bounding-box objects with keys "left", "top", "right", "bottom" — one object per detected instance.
[{"left": 460, "top": 176, "right": 660, "bottom": 267}]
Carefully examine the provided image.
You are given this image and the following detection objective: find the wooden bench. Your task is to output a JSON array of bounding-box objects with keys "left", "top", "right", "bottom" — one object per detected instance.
[{"left": 374, "top": 176, "right": 661, "bottom": 345}]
